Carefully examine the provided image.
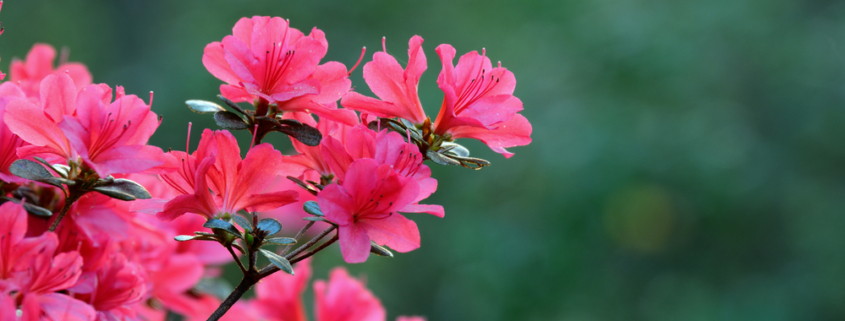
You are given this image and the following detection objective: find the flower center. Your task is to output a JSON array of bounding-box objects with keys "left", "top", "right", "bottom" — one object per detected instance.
[{"left": 453, "top": 49, "right": 500, "bottom": 114}]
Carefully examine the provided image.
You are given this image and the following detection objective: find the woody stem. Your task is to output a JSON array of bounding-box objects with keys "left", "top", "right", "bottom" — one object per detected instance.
[
  {"left": 48, "top": 189, "right": 84, "bottom": 232},
  {"left": 206, "top": 273, "right": 258, "bottom": 321}
]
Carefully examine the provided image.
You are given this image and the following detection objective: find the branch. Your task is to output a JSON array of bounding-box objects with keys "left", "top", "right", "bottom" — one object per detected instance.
[{"left": 205, "top": 275, "right": 256, "bottom": 321}]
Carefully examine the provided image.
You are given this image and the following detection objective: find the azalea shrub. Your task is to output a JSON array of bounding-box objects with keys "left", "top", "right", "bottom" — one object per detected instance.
[{"left": 0, "top": 7, "right": 531, "bottom": 321}]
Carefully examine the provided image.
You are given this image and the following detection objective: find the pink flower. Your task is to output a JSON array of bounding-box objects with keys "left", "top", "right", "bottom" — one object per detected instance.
[
  {"left": 4, "top": 73, "right": 78, "bottom": 163},
  {"left": 71, "top": 254, "right": 147, "bottom": 321},
  {"left": 159, "top": 129, "right": 298, "bottom": 221},
  {"left": 341, "top": 36, "right": 532, "bottom": 158},
  {"left": 321, "top": 126, "right": 445, "bottom": 218},
  {"left": 4, "top": 74, "right": 165, "bottom": 175},
  {"left": 10, "top": 43, "right": 92, "bottom": 99},
  {"left": 283, "top": 110, "right": 360, "bottom": 178},
  {"left": 203, "top": 16, "right": 356, "bottom": 125},
  {"left": 341, "top": 36, "right": 427, "bottom": 124},
  {"left": 15, "top": 234, "right": 95, "bottom": 321},
  {"left": 0, "top": 82, "right": 26, "bottom": 183},
  {"left": 318, "top": 158, "right": 421, "bottom": 263},
  {"left": 432, "top": 45, "right": 531, "bottom": 158},
  {"left": 252, "top": 259, "right": 313, "bottom": 321},
  {"left": 60, "top": 84, "right": 165, "bottom": 177},
  {"left": 314, "top": 268, "right": 385, "bottom": 321},
  {"left": 0, "top": 202, "right": 51, "bottom": 280}
]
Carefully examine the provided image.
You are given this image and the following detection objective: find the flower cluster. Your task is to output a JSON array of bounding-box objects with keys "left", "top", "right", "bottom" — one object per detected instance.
[{"left": 0, "top": 12, "right": 531, "bottom": 321}]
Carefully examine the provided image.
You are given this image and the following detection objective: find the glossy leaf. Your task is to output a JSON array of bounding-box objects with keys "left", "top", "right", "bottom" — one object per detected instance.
[
  {"left": 92, "top": 178, "right": 152, "bottom": 201},
  {"left": 370, "top": 241, "right": 394, "bottom": 257},
  {"left": 276, "top": 122, "right": 322, "bottom": 146},
  {"left": 259, "top": 249, "right": 294, "bottom": 275},
  {"left": 232, "top": 215, "right": 253, "bottom": 233},
  {"left": 9, "top": 159, "right": 73, "bottom": 188},
  {"left": 426, "top": 150, "right": 460, "bottom": 166},
  {"left": 203, "top": 219, "right": 242, "bottom": 238},
  {"left": 186, "top": 100, "right": 226, "bottom": 114},
  {"left": 174, "top": 235, "right": 197, "bottom": 241},
  {"left": 440, "top": 142, "right": 470, "bottom": 157},
  {"left": 264, "top": 237, "right": 297, "bottom": 245},
  {"left": 303, "top": 201, "right": 323, "bottom": 216},
  {"left": 217, "top": 94, "right": 248, "bottom": 115},
  {"left": 214, "top": 111, "right": 249, "bottom": 130},
  {"left": 256, "top": 218, "right": 282, "bottom": 236}
]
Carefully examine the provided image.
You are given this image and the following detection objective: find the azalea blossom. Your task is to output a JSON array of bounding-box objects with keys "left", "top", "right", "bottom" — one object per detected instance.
[
  {"left": 341, "top": 36, "right": 427, "bottom": 124},
  {"left": 0, "top": 82, "right": 25, "bottom": 183},
  {"left": 432, "top": 45, "right": 531, "bottom": 158},
  {"left": 341, "top": 36, "right": 532, "bottom": 158},
  {"left": 9, "top": 43, "right": 92, "bottom": 99},
  {"left": 158, "top": 129, "right": 299, "bottom": 221},
  {"left": 203, "top": 16, "right": 357, "bottom": 125},
  {"left": 4, "top": 74, "right": 165, "bottom": 176},
  {"left": 319, "top": 158, "right": 421, "bottom": 263},
  {"left": 314, "top": 268, "right": 386, "bottom": 321}
]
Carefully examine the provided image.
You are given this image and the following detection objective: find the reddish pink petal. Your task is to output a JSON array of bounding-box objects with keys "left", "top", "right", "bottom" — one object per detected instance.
[
  {"left": 453, "top": 50, "right": 494, "bottom": 94},
  {"left": 222, "top": 35, "right": 258, "bottom": 85},
  {"left": 254, "top": 259, "right": 311, "bottom": 321},
  {"left": 451, "top": 94, "right": 522, "bottom": 128},
  {"left": 341, "top": 91, "right": 407, "bottom": 120},
  {"left": 0, "top": 293, "right": 14, "bottom": 321},
  {"left": 232, "top": 17, "right": 255, "bottom": 46},
  {"left": 241, "top": 190, "right": 299, "bottom": 212},
  {"left": 448, "top": 114, "right": 532, "bottom": 158},
  {"left": 338, "top": 224, "right": 372, "bottom": 263},
  {"left": 219, "top": 84, "right": 254, "bottom": 102},
  {"left": 24, "top": 44, "right": 56, "bottom": 80},
  {"left": 268, "top": 78, "right": 321, "bottom": 102},
  {"left": 57, "top": 63, "right": 92, "bottom": 89},
  {"left": 400, "top": 204, "right": 445, "bottom": 218},
  {"left": 4, "top": 99, "right": 71, "bottom": 159},
  {"left": 227, "top": 142, "right": 283, "bottom": 211},
  {"left": 321, "top": 136, "right": 353, "bottom": 181},
  {"left": 303, "top": 61, "right": 351, "bottom": 105},
  {"left": 314, "top": 268, "right": 386, "bottom": 320},
  {"left": 86, "top": 145, "right": 165, "bottom": 177},
  {"left": 318, "top": 184, "right": 355, "bottom": 226},
  {"left": 203, "top": 42, "right": 241, "bottom": 85},
  {"left": 360, "top": 47, "right": 426, "bottom": 123},
  {"left": 360, "top": 213, "right": 420, "bottom": 252},
  {"left": 283, "top": 36, "right": 327, "bottom": 85},
  {"left": 40, "top": 73, "right": 77, "bottom": 122},
  {"left": 38, "top": 293, "right": 96, "bottom": 321},
  {"left": 345, "top": 125, "right": 377, "bottom": 160}
]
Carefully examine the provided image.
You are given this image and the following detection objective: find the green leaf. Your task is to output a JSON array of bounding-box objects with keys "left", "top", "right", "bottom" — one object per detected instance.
[
  {"left": 174, "top": 235, "right": 197, "bottom": 241},
  {"left": 303, "top": 216, "right": 329, "bottom": 222},
  {"left": 186, "top": 100, "right": 226, "bottom": 114},
  {"left": 217, "top": 95, "right": 248, "bottom": 115},
  {"left": 9, "top": 159, "right": 72, "bottom": 189},
  {"left": 275, "top": 122, "right": 322, "bottom": 146},
  {"left": 439, "top": 142, "right": 470, "bottom": 157},
  {"left": 0, "top": 196, "right": 53, "bottom": 218},
  {"left": 232, "top": 215, "right": 253, "bottom": 233},
  {"left": 214, "top": 111, "right": 249, "bottom": 130},
  {"left": 370, "top": 241, "right": 394, "bottom": 257},
  {"left": 426, "top": 150, "right": 460, "bottom": 166},
  {"left": 203, "top": 219, "right": 242, "bottom": 238},
  {"left": 92, "top": 178, "right": 152, "bottom": 201},
  {"left": 264, "top": 237, "right": 297, "bottom": 245},
  {"left": 256, "top": 218, "right": 282, "bottom": 236},
  {"left": 259, "top": 249, "right": 294, "bottom": 275},
  {"left": 22, "top": 203, "right": 53, "bottom": 218},
  {"left": 303, "top": 201, "right": 323, "bottom": 216}
]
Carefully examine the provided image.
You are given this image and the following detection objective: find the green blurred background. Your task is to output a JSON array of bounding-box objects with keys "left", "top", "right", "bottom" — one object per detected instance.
[{"left": 3, "top": 0, "right": 845, "bottom": 320}]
